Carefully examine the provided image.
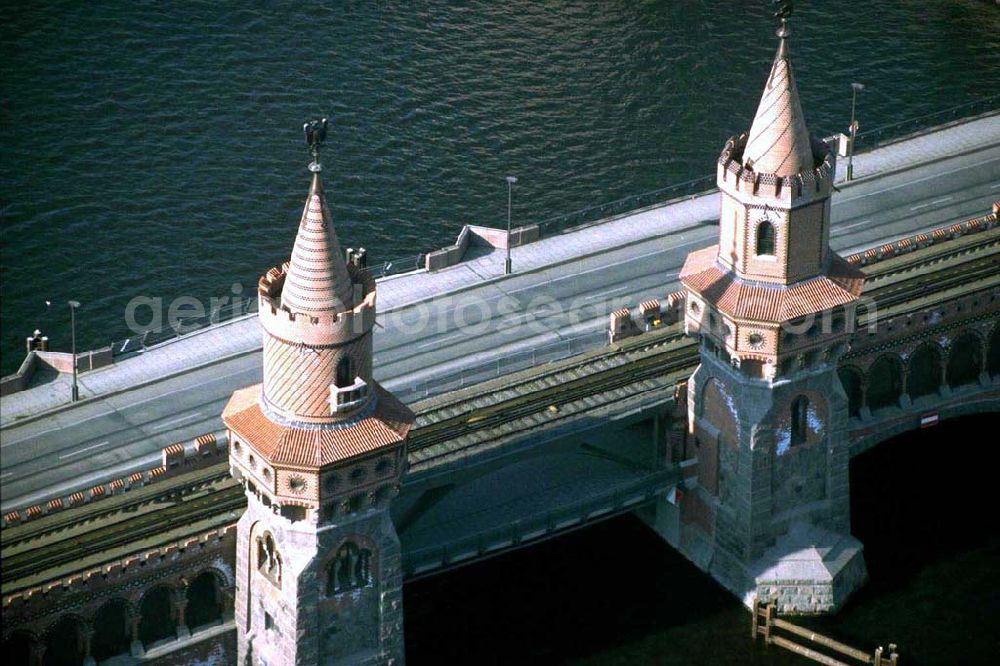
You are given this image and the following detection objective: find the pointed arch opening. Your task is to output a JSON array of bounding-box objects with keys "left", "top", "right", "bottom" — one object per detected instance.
[
  {"left": 335, "top": 355, "right": 355, "bottom": 388},
  {"left": 44, "top": 616, "right": 86, "bottom": 666},
  {"left": 838, "top": 367, "right": 864, "bottom": 418},
  {"left": 867, "top": 355, "right": 903, "bottom": 411},
  {"left": 186, "top": 571, "right": 224, "bottom": 630},
  {"left": 907, "top": 344, "right": 942, "bottom": 399},
  {"left": 989, "top": 325, "right": 1000, "bottom": 378},
  {"left": 138, "top": 585, "right": 177, "bottom": 647},
  {"left": 91, "top": 599, "right": 131, "bottom": 661},
  {"left": 790, "top": 395, "right": 809, "bottom": 446},
  {"left": 756, "top": 220, "right": 776, "bottom": 256},
  {"left": 326, "top": 541, "right": 373, "bottom": 596},
  {"left": 2, "top": 631, "right": 35, "bottom": 666},
  {"left": 257, "top": 532, "right": 282, "bottom": 587},
  {"left": 947, "top": 331, "right": 983, "bottom": 388}
]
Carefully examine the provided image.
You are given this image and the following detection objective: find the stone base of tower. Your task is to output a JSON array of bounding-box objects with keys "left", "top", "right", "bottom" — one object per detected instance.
[
  {"left": 644, "top": 348, "right": 869, "bottom": 615},
  {"left": 647, "top": 503, "right": 867, "bottom": 614},
  {"left": 747, "top": 521, "right": 867, "bottom": 613}
]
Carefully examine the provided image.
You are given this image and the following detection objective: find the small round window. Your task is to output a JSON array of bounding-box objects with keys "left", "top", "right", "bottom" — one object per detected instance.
[{"left": 288, "top": 476, "right": 307, "bottom": 494}]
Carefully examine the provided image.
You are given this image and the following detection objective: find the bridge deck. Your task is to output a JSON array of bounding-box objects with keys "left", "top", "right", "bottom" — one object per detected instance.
[
  {"left": 4, "top": 219, "right": 997, "bottom": 595},
  {"left": 3, "top": 115, "right": 998, "bottom": 515}
]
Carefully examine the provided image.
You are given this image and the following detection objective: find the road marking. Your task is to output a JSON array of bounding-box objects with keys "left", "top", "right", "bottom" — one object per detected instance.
[
  {"left": 991, "top": 182, "right": 1000, "bottom": 190},
  {"left": 931, "top": 196, "right": 953, "bottom": 205},
  {"left": 58, "top": 440, "right": 110, "bottom": 460},
  {"left": 583, "top": 285, "right": 631, "bottom": 301},
  {"left": 416, "top": 331, "right": 468, "bottom": 350},
  {"left": 910, "top": 202, "right": 935, "bottom": 211},
  {"left": 835, "top": 218, "right": 872, "bottom": 233},
  {"left": 150, "top": 412, "right": 202, "bottom": 431},
  {"left": 124, "top": 366, "right": 257, "bottom": 410},
  {"left": 507, "top": 240, "right": 704, "bottom": 297},
  {"left": 0, "top": 472, "right": 12, "bottom": 479},
  {"left": 837, "top": 157, "right": 1000, "bottom": 205},
  {"left": 507, "top": 250, "right": 663, "bottom": 295}
]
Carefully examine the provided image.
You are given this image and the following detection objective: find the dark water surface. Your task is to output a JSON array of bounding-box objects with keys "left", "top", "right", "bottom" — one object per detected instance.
[
  {"left": 2, "top": 1, "right": 999, "bottom": 371},
  {"left": 404, "top": 415, "right": 1000, "bottom": 665}
]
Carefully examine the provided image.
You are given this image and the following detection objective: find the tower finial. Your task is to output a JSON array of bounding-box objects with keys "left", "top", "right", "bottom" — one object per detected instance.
[
  {"left": 303, "top": 117, "right": 328, "bottom": 172},
  {"left": 772, "top": 0, "right": 794, "bottom": 56}
]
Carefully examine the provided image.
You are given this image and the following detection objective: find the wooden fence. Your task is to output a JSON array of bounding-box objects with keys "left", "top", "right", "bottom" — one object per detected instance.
[{"left": 752, "top": 599, "right": 899, "bottom": 666}]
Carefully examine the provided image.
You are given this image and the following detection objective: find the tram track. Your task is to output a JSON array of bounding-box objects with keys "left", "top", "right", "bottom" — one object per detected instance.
[
  {"left": 3, "top": 228, "right": 997, "bottom": 588},
  {"left": 2, "top": 485, "right": 245, "bottom": 584}
]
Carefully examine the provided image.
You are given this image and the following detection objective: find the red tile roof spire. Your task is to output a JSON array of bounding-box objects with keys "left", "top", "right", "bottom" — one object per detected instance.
[
  {"left": 280, "top": 170, "right": 356, "bottom": 315},
  {"left": 742, "top": 21, "right": 813, "bottom": 177}
]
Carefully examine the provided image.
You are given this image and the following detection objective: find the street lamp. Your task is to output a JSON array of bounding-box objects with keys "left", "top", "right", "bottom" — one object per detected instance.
[
  {"left": 847, "top": 82, "right": 865, "bottom": 181},
  {"left": 46, "top": 299, "right": 81, "bottom": 401},
  {"left": 505, "top": 175, "right": 517, "bottom": 275}
]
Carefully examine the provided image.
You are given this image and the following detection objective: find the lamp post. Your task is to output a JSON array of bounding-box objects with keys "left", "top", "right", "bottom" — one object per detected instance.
[
  {"left": 46, "top": 299, "right": 81, "bottom": 401},
  {"left": 505, "top": 175, "right": 517, "bottom": 275},
  {"left": 847, "top": 82, "right": 864, "bottom": 181}
]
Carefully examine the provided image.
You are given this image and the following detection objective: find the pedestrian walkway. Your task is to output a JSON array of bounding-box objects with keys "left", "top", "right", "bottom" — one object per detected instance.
[{"left": 2, "top": 112, "right": 997, "bottom": 426}]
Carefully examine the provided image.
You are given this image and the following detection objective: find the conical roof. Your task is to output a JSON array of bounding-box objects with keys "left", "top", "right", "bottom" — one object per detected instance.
[
  {"left": 742, "top": 37, "right": 813, "bottom": 177},
  {"left": 281, "top": 171, "right": 355, "bottom": 315}
]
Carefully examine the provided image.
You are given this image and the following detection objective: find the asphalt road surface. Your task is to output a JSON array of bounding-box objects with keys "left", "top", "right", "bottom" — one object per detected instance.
[{"left": 2, "top": 143, "right": 998, "bottom": 511}]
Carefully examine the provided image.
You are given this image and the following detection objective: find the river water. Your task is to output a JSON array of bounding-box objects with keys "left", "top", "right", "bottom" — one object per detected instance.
[
  {"left": 2, "top": 4, "right": 998, "bottom": 662},
  {"left": 404, "top": 415, "right": 1000, "bottom": 665},
  {"left": 2, "top": 1, "right": 999, "bottom": 373}
]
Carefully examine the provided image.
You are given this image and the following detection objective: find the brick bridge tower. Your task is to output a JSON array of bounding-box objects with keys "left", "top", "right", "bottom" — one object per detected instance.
[
  {"left": 223, "top": 124, "right": 414, "bottom": 665},
  {"left": 676, "top": 14, "right": 868, "bottom": 612}
]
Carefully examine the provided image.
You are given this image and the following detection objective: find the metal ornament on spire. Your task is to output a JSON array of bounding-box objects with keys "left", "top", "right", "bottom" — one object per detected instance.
[
  {"left": 303, "top": 117, "right": 328, "bottom": 172},
  {"left": 773, "top": 0, "right": 793, "bottom": 41}
]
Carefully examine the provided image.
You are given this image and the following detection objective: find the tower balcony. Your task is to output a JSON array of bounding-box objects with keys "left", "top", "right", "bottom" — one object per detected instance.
[{"left": 330, "top": 376, "right": 370, "bottom": 414}]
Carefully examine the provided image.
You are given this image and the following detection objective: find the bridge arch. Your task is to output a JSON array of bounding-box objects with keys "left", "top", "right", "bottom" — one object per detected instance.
[
  {"left": 850, "top": 414, "right": 995, "bottom": 592},
  {"left": 946, "top": 330, "right": 984, "bottom": 388},
  {"left": 398, "top": 448, "right": 659, "bottom": 569},
  {"left": 90, "top": 598, "right": 132, "bottom": 662},
  {"left": 42, "top": 614, "right": 88, "bottom": 666},
  {"left": 837, "top": 366, "right": 865, "bottom": 418},
  {"left": 866, "top": 354, "right": 903, "bottom": 411},
  {"left": 989, "top": 324, "right": 1000, "bottom": 378},
  {"left": 3, "top": 630, "right": 38, "bottom": 666},
  {"left": 905, "top": 343, "right": 943, "bottom": 400},
  {"left": 185, "top": 569, "right": 226, "bottom": 631},
  {"left": 138, "top": 585, "right": 177, "bottom": 648}
]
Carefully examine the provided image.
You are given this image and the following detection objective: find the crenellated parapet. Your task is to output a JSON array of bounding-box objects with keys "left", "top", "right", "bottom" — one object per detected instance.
[
  {"left": 717, "top": 133, "right": 835, "bottom": 207},
  {"left": 257, "top": 259, "right": 377, "bottom": 348},
  {"left": 3, "top": 433, "right": 227, "bottom": 527}
]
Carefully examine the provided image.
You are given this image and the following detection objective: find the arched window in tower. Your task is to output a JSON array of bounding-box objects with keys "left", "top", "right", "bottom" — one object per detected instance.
[
  {"left": 326, "top": 541, "right": 373, "bottom": 595},
  {"left": 790, "top": 395, "right": 809, "bottom": 445},
  {"left": 257, "top": 533, "right": 282, "bottom": 587},
  {"left": 756, "top": 219, "right": 776, "bottom": 256},
  {"left": 335, "top": 356, "right": 354, "bottom": 388}
]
